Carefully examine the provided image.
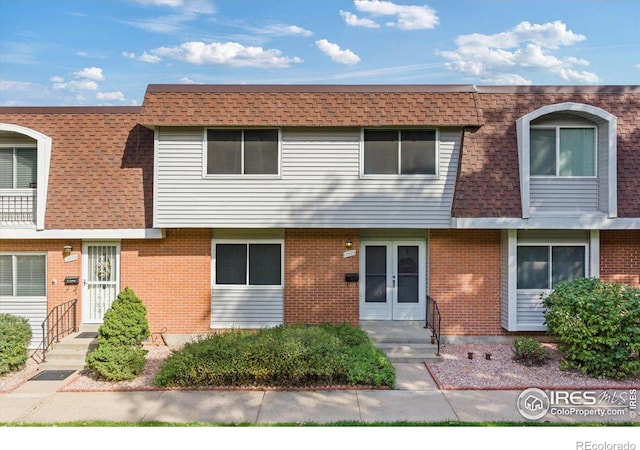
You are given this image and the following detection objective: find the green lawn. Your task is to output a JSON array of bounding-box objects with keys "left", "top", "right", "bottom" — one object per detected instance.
[{"left": 154, "top": 323, "right": 395, "bottom": 389}]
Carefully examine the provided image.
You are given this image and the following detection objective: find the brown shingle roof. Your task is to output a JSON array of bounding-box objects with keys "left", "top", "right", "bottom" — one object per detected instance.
[
  {"left": 138, "top": 84, "right": 484, "bottom": 127},
  {"left": 0, "top": 107, "right": 153, "bottom": 229},
  {"left": 452, "top": 86, "right": 640, "bottom": 218}
]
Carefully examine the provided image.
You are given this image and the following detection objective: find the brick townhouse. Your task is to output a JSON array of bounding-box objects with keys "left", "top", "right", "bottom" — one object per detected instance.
[{"left": 1, "top": 84, "right": 638, "bottom": 347}]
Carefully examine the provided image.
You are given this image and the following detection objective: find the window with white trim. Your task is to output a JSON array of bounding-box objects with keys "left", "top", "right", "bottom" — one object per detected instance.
[
  {"left": 206, "top": 129, "right": 279, "bottom": 175},
  {"left": 0, "top": 254, "right": 46, "bottom": 297},
  {"left": 530, "top": 126, "right": 596, "bottom": 177},
  {"left": 516, "top": 245, "right": 586, "bottom": 290},
  {"left": 214, "top": 242, "right": 282, "bottom": 286},
  {"left": 0, "top": 147, "right": 37, "bottom": 189},
  {"left": 363, "top": 130, "right": 437, "bottom": 175}
]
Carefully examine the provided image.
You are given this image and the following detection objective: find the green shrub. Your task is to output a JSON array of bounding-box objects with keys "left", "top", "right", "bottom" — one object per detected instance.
[
  {"left": 86, "top": 287, "right": 150, "bottom": 381},
  {"left": 97, "top": 287, "right": 149, "bottom": 347},
  {"left": 512, "top": 337, "right": 551, "bottom": 367},
  {"left": 155, "top": 324, "right": 395, "bottom": 388},
  {"left": 85, "top": 345, "right": 147, "bottom": 382},
  {"left": 0, "top": 314, "right": 32, "bottom": 376},
  {"left": 543, "top": 278, "right": 640, "bottom": 379}
]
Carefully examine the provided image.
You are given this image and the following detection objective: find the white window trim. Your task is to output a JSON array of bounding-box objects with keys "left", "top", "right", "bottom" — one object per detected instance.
[
  {"left": 515, "top": 103, "right": 617, "bottom": 219},
  {"left": 359, "top": 128, "right": 440, "bottom": 179},
  {"left": 529, "top": 125, "right": 598, "bottom": 178},
  {"left": 505, "top": 229, "right": 600, "bottom": 331},
  {"left": 0, "top": 252, "right": 47, "bottom": 298},
  {"left": 0, "top": 124, "right": 52, "bottom": 230},
  {"left": 203, "top": 128, "right": 282, "bottom": 179},
  {"left": 211, "top": 239, "right": 284, "bottom": 289}
]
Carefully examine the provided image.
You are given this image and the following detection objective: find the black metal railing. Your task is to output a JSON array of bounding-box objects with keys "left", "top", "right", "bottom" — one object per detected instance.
[
  {"left": 40, "top": 299, "right": 78, "bottom": 362},
  {"left": 425, "top": 295, "right": 442, "bottom": 356},
  {"left": 0, "top": 191, "right": 36, "bottom": 223}
]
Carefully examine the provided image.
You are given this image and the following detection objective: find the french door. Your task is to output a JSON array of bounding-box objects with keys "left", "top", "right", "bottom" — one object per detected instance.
[
  {"left": 359, "top": 240, "right": 426, "bottom": 320},
  {"left": 82, "top": 242, "right": 120, "bottom": 323}
]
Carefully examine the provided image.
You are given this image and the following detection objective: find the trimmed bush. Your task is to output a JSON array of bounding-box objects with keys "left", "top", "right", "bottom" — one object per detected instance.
[
  {"left": 0, "top": 314, "right": 32, "bottom": 376},
  {"left": 96, "top": 287, "right": 150, "bottom": 347},
  {"left": 543, "top": 278, "right": 640, "bottom": 379},
  {"left": 154, "top": 323, "right": 395, "bottom": 388},
  {"left": 86, "top": 287, "right": 150, "bottom": 381},
  {"left": 512, "top": 337, "right": 550, "bottom": 367}
]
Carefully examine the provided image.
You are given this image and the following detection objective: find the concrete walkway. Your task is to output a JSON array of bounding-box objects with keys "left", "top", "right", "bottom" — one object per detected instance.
[{"left": 1, "top": 363, "right": 636, "bottom": 425}]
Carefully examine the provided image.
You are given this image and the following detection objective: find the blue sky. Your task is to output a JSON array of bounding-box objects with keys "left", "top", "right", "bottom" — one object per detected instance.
[{"left": 0, "top": 0, "right": 638, "bottom": 106}]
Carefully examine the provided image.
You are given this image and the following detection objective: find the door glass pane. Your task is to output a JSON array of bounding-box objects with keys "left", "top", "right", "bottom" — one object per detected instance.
[
  {"left": 401, "top": 131, "right": 436, "bottom": 175},
  {"left": 517, "top": 246, "right": 549, "bottom": 289},
  {"left": 249, "top": 244, "right": 281, "bottom": 285},
  {"left": 244, "top": 130, "right": 278, "bottom": 175},
  {"left": 216, "top": 244, "right": 247, "bottom": 284},
  {"left": 552, "top": 246, "right": 585, "bottom": 287},
  {"left": 365, "top": 246, "right": 387, "bottom": 303},
  {"left": 207, "top": 130, "right": 241, "bottom": 174},
  {"left": 559, "top": 128, "right": 595, "bottom": 176},
  {"left": 16, "top": 148, "right": 37, "bottom": 188},
  {"left": 16, "top": 255, "right": 46, "bottom": 296},
  {"left": 0, "top": 255, "right": 12, "bottom": 296},
  {"left": 530, "top": 129, "right": 556, "bottom": 176},
  {"left": 0, "top": 148, "right": 13, "bottom": 189},
  {"left": 397, "top": 246, "right": 419, "bottom": 303},
  {"left": 364, "top": 130, "right": 398, "bottom": 175}
]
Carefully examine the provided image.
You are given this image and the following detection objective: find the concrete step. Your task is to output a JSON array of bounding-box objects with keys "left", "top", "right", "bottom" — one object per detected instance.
[{"left": 377, "top": 344, "right": 440, "bottom": 363}]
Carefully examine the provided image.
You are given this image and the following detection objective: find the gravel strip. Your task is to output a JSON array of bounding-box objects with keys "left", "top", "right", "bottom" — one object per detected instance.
[{"left": 425, "top": 343, "right": 640, "bottom": 390}]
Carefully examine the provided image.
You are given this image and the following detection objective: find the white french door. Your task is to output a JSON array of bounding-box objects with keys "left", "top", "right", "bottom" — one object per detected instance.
[
  {"left": 82, "top": 242, "right": 120, "bottom": 323},
  {"left": 359, "top": 240, "right": 426, "bottom": 320}
]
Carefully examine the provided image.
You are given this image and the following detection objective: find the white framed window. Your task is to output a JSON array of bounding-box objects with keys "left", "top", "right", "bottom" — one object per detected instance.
[
  {"left": 0, "top": 253, "right": 47, "bottom": 297},
  {"left": 516, "top": 244, "right": 587, "bottom": 290},
  {"left": 213, "top": 240, "right": 283, "bottom": 287},
  {"left": 0, "top": 147, "right": 37, "bottom": 189},
  {"left": 530, "top": 126, "right": 596, "bottom": 177},
  {"left": 205, "top": 129, "right": 280, "bottom": 176},
  {"left": 362, "top": 129, "right": 438, "bottom": 176}
]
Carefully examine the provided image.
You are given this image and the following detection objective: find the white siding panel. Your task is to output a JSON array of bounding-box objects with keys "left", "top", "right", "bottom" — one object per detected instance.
[
  {"left": 516, "top": 291, "right": 547, "bottom": 330},
  {"left": 211, "top": 288, "right": 283, "bottom": 328},
  {"left": 0, "top": 297, "right": 47, "bottom": 348},
  {"left": 530, "top": 178, "right": 598, "bottom": 213},
  {"left": 155, "top": 128, "right": 461, "bottom": 228}
]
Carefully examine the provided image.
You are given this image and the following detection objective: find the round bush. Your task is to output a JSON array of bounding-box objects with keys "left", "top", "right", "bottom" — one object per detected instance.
[
  {"left": 86, "top": 344, "right": 147, "bottom": 381},
  {"left": 0, "top": 314, "right": 33, "bottom": 376},
  {"left": 543, "top": 278, "right": 640, "bottom": 379},
  {"left": 97, "top": 287, "right": 149, "bottom": 347}
]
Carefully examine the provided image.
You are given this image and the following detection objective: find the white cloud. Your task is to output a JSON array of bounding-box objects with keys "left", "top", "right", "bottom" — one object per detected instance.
[
  {"left": 122, "top": 51, "right": 136, "bottom": 59},
  {"left": 73, "top": 67, "right": 105, "bottom": 81},
  {"left": 139, "top": 52, "right": 162, "bottom": 63},
  {"left": 151, "top": 41, "right": 303, "bottom": 68},
  {"left": 96, "top": 91, "right": 125, "bottom": 101},
  {"left": 180, "top": 77, "right": 199, "bottom": 84},
  {"left": 635, "top": 63, "right": 640, "bottom": 69},
  {"left": 315, "top": 39, "right": 360, "bottom": 65},
  {"left": 52, "top": 79, "right": 98, "bottom": 92},
  {"left": 354, "top": 0, "right": 439, "bottom": 30},
  {"left": 125, "top": 0, "right": 214, "bottom": 33},
  {"left": 255, "top": 24, "right": 313, "bottom": 37},
  {"left": 340, "top": 10, "right": 379, "bottom": 28},
  {"left": 133, "top": 0, "right": 185, "bottom": 7},
  {"left": 438, "top": 21, "right": 598, "bottom": 84},
  {"left": 0, "top": 79, "right": 35, "bottom": 91}
]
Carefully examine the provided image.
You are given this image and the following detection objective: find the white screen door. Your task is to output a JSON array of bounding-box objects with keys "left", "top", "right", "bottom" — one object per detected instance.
[
  {"left": 359, "top": 240, "right": 425, "bottom": 320},
  {"left": 82, "top": 242, "right": 120, "bottom": 323}
]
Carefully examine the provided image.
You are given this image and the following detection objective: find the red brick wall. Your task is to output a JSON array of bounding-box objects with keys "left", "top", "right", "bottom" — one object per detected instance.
[
  {"left": 429, "top": 230, "right": 503, "bottom": 336},
  {"left": 284, "top": 229, "right": 360, "bottom": 325},
  {"left": 121, "top": 229, "right": 211, "bottom": 334},
  {"left": 600, "top": 230, "right": 640, "bottom": 287},
  {"left": 0, "top": 239, "right": 83, "bottom": 328}
]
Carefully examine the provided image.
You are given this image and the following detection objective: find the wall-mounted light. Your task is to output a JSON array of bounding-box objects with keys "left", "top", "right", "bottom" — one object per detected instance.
[
  {"left": 345, "top": 239, "right": 353, "bottom": 249},
  {"left": 63, "top": 245, "right": 73, "bottom": 257}
]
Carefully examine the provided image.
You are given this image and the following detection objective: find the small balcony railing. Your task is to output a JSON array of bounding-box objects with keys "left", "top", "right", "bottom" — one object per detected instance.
[{"left": 0, "top": 190, "right": 36, "bottom": 224}]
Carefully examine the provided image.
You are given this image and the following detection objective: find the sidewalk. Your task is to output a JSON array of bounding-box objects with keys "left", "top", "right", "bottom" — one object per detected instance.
[{"left": 0, "top": 363, "right": 635, "bottom": 424}]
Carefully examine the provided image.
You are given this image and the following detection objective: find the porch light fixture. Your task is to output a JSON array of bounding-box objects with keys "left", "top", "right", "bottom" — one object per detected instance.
[
  {"left": 63, "top": 245, "right": 73, "bottom": 257},
  {"left": 345, "top": 239, "right": 353, "bottom": 249}
]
